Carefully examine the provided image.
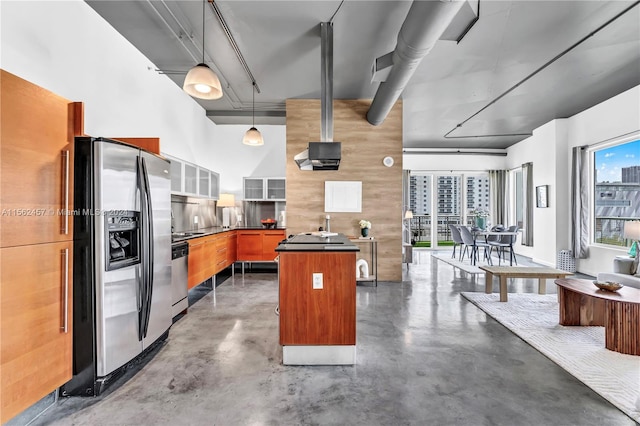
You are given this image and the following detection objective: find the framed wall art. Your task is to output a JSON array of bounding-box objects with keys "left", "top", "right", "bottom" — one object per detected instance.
[{"left": 536, "top": 185, "right": 548, "bottom": 208}]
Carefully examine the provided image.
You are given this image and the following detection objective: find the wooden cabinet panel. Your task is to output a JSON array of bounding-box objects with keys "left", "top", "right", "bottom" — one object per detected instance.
[
  {"left": 1, "top": 70, "right": 75, "bottom": 248},
  {"left": 262, "top": 230, "right": 285, "bottom": 261},
  {"left": 110, "top": 137, "right": 160, "bottom": 155},
  {"left": 1, "top": 242, "right": 73, "bottom": 423},
  {"left": 237, "top": 230, "right": 263, "bottom": 261},
  {"left": 237, "top": 230, "right": 285, "bottom": 261},
  {"left": 203, "top": 237, "right": 218, "bottom": 279},
  {"left": 227, "top": 232, "right": 237, "bottom": 265},
  {"left": 279, "top": 251, "right": 356, "bottom": 345},
  {"left": 187, "top": 238, "right": 206, "bottom": 289}
]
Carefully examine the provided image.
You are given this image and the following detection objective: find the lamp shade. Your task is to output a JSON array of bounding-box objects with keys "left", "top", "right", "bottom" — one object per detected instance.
[
  {"left": 217, "top": 193, "right": 236, "bottom": 207},
  {"left": 404, "top": 210, "right": 413, "bottom": 219},
  {"left": 243, "top": 127, "right": 264, "bottom": 146},
  {"left": 624, "top": 220, "right": 640, "bottom": 240},
  {"left": 183, "top": 63, "right": 223, "bottom": 100}
]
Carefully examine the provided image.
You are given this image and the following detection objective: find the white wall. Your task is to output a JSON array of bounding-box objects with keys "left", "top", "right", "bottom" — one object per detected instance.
[
  {"left": 0, "top": 0, "right": 285, "bottom": 196},
  {"left": 197, "top": 125, "right": 286, "bottom": 196},
  {"left": 505, "top": 85, "right": 640, "bottom": 274},
  {"left": 505, "top": 120, "right": 568, "bottom": 265}
]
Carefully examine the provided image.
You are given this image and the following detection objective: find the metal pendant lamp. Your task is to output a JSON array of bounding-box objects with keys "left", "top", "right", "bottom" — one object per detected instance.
[
  {"left": 243, "top": 82, "right": 264, "bottom": 146},
  {"left": 183, "top": 0, "right": 223, "bottom": 100}
]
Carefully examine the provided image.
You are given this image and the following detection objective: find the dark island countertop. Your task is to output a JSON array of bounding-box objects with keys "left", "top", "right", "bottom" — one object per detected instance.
[{"left": 275, "top": 233, "right": 359, "bottom": 252}]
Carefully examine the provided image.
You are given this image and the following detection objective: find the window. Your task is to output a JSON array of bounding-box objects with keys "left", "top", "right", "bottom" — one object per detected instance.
[{"left": 593, "top": 139, "right": 640, "bottom": 247}]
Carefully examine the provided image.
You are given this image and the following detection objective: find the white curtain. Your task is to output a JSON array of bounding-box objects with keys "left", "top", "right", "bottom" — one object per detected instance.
[
  {"left": 489, "top": 170, "right": 508, "bottom": 226},
  {"left": 571, "top": 146, "right": 589, "bottom": 258},
  {"left": 522, "top": 162, "right": 534, "bottom": 246}
]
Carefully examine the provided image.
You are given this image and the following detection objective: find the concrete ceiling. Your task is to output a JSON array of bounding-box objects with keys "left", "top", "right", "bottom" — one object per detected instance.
[{"left": 86, "top": 0, "right": 640, "bottom": 149}]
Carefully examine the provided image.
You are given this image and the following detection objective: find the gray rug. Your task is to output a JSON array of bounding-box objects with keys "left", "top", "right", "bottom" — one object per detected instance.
[
  {"left": 461, "top": 292, "right": 640, "bottom": 423},
  {"left": 431, "top": 253, "right": 483, "bottom": 274}
]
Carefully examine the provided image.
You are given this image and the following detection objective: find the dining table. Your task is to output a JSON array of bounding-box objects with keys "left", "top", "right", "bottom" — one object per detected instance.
[{"left": 471, "top": 230, "right": 519, "bottom": 266}]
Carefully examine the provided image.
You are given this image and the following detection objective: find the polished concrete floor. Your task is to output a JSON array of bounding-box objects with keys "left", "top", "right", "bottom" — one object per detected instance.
[{"left": 29, "top": 251, "right": 635, "bottom": 425}]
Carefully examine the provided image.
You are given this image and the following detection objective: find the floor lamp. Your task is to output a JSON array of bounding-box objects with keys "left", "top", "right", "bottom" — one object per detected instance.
[{"left": 218, "top": 193, "right": 235, "bottom": 228}]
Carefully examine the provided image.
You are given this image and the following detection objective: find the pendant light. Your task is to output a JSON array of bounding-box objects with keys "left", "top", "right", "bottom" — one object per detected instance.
[
  {"left": 183, "top": 0, "right": 223, "bottom": 100},
  {"left": 243, "top": 82, "right": 264, "bottom": 146}
]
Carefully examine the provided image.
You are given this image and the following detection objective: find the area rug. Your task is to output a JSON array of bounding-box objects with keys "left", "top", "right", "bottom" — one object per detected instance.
[
  {"left": 431, "top": 253, "right": 483, "bottom": 274},
  {"left": 460, "top": 292, "right": 640, "bottom": 423}
]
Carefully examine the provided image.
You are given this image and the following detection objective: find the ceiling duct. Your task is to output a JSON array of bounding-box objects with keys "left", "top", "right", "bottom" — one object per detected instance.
[
  {"left": 294, "top": 22, "right": 341, "bottom": 171},
  {"left": 367, "top": 0, "right": 468, "bottom": 126}
]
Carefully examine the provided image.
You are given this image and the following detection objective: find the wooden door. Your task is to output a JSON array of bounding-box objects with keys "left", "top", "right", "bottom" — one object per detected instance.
[
  {"left": 204, "top": 236, "right": 218, "bottom": 278},
  {"left": 187, "top": 238, "right": 205, "bottom": 289},
  {"left": 237, "top": 230, "right": 263, "bottom": 261},
  {"left": 226, "top": 232, "right": 237, "bottom": 266},
  {"left": 1, "top": 242, "right": 73, "bottom": 423},
  {"left": 0, "top": 70, "right": 75, "bottom": 247},
  {"left": 262, "top": 230, "right": 285, "bottom": 261}
]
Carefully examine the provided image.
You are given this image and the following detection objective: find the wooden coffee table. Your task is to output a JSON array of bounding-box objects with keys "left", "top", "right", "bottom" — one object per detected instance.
[
  {"left": 480, "top": 266, "right": 573, "bottom": 302},
  {"left": 555, "top": 278, "right": 640, "bottom": 355}
]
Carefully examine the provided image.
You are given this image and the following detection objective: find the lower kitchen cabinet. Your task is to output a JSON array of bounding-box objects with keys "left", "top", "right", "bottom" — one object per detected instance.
[
  {"left": 237, "top": 230, "right": 263, "bottom": 260},
  {"left": 0, "top": 242, "right": 73, "bottom": 423},
  {"left": 227, "top": 232, "right": 238, "bottom": 266},
  {"left": 263, "top": 230, "right": 286, "bottom": 261},
  {"left": 237, "top": 229, "right": 285, "bottom": 262},
  {"left": 187, "top": 238, "right": 206, "bottom": 289}
]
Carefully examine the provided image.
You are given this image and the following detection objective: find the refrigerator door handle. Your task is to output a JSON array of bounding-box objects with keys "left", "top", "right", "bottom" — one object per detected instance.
[
  {"left": 141, "top": 157, "right": 154, "bottom": 338},
  {"left": 136, "top": 156, "right": 146, "bottom": 342}
]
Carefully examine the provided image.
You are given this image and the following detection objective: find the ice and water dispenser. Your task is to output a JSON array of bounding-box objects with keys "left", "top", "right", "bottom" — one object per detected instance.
[{"left": 105, "top": 211, "right": 140, "bottom": 270}]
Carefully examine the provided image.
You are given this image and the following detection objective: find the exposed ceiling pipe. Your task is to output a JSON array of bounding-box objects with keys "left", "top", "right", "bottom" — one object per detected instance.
[{"left": 367, "top": 0, "right": 466, "bottom": 126}]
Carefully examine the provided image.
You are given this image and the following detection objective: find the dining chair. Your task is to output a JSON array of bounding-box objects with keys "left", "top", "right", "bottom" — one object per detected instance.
[
  {"left": 459, "top": 226, "right": 491, "bottom": 266},
  {"left": 488, "top": 225, "right": 519, "bottom": 265},
  {"left": 449, "top": 224, "right": 464, "bottom": 260}
]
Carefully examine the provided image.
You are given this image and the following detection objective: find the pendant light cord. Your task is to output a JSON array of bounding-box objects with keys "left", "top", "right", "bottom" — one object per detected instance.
[
  {"left": 201, "top": 0, "right": 205, "bottom": 63},
  {"left": 252, "top": 81, "right": 255, "bottom": 127}
]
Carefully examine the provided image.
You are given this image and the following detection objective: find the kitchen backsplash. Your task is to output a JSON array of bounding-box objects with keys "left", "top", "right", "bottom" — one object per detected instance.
[{"left": 171, "top": 195, "right": 286, "bottom": 231}]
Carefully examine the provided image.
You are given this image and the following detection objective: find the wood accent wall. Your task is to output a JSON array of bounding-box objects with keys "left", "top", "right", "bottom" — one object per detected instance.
[{"left": 286, "top": 99, "right": 403, "bottom": 281}]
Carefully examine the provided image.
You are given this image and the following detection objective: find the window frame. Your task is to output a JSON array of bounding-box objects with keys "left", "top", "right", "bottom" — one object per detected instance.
[{"left": 587, "top": 132, "right": 640, "bottom": 250}]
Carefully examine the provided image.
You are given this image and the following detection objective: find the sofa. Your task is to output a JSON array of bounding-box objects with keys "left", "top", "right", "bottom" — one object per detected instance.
[{"left": 597, "top": 256, "right": 640, "bottom": 289}]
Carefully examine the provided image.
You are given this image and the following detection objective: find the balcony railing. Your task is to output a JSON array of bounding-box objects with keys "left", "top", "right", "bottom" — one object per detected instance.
[{"left": 595, "top": 217, "right": 638, "bottom": 247}]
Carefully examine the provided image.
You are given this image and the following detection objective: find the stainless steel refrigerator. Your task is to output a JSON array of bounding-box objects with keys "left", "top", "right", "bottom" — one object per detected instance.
[{"left": 62, "top": 137, "right": 172, "bottom": 396}]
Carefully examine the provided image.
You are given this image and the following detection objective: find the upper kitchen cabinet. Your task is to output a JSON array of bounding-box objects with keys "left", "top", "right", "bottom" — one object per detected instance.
[
  {"left": 164, "top": 154, "right": 219, "bottom": 200},
  {"left": 266, "top": 178, "right": 286, "bottom": 201},
  {"left": 0, "top": 70, "right": 76, "bottom": 248},
  {"left": 243, "top": 177, "right": 285, "bottom": 201}
]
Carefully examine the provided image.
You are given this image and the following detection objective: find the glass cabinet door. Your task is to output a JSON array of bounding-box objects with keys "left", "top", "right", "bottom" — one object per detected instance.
[
  {"left": 266, "top": 178, "right": 286, "bottom": 200},
  {"left": 198, "top": 168, "right": 210, "bottom": 197},
  {"left": 169, "top": 158, "right": 183, "bottom": 193},
  {"left": 210, "top": 172, "right": 220, "bottom": 200},
  {"left": 244, "top": 178, "right": 264, "bottom": 200},
  {"left": 184, "top": 163, "right": 198, "bottom": 194}
]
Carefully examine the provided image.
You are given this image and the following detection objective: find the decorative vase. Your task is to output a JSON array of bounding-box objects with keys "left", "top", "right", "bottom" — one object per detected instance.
[
  {"left": 475, "top": 217, "right": 486, "bottom": 230},
  {"left": 361, "top": 228, "right": 369, "bottom": 238}
]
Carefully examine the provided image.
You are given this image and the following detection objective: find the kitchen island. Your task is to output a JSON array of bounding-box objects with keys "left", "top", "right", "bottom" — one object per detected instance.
[{"left": 275, "top": 233, "right": 359, "bottom": 365}]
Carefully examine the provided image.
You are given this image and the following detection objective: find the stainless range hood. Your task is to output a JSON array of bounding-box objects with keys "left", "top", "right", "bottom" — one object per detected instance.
[
  {"left": 295, "top": 22, "right": 341, "bottom": 171},
  {"left": 294, "top": 142, "right": 341, "bottom": 171}
]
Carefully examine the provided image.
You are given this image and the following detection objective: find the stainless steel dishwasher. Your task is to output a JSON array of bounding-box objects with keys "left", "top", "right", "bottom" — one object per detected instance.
[{"left": 171, "top": 242, "right": 189, "bottom": 318}]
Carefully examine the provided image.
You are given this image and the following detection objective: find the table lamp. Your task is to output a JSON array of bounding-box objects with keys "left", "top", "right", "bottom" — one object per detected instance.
[
  {"left": 217, "top": 193, "right": 236, "bottom": 228},
  {"left": 624, "top": 220, "right": 640, "bottom": 257}
]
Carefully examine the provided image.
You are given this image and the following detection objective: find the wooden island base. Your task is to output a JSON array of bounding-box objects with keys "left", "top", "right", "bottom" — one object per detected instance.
[
  {"left": 555, "top": 278, "right": 640, "bottom": 356},
  {"left": 276, "top": 234, "right": 358, "bottom": 365}
]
